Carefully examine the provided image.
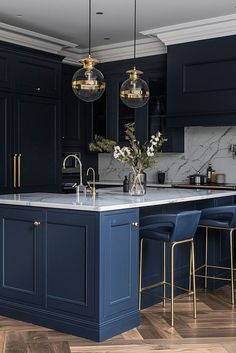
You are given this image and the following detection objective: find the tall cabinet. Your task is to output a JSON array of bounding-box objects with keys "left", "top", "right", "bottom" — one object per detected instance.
[{"left": 0, "top": 44, "right": 62, "bottom": 194}]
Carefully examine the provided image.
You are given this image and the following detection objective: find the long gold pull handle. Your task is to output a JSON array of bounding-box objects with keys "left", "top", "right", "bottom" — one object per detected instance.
[
  {"left": 13, "top": 154, "right": 17, "bottom": 188},
  {"left": 18, "top": 154, "right": 21, "bottom": 188},
  {"left": 33, "top": 221, "right": 41, "bottom": 227}
]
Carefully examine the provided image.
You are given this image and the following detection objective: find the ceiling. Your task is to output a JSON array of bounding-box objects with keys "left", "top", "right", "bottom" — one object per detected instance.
[{"left": 0, "top": 0, "right": 236, "bottom": 48}]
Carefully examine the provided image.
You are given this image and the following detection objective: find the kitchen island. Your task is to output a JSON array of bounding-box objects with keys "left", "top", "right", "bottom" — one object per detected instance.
[{"left": 0, "top": 188, "right": 235, "bottom": 341}]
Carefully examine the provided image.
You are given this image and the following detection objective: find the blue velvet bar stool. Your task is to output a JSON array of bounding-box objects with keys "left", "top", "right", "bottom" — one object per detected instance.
[
  {"left": 139, "top": 210, "right": 201, "bottom": 326},
  {"left": 195, "top": 205, "right": 236, "bottom": 304}
]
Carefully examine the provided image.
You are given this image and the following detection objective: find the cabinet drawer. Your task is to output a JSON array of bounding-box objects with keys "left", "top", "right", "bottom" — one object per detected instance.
[{"left": 13, "top": 56, "right": 60, "bottom": 97}]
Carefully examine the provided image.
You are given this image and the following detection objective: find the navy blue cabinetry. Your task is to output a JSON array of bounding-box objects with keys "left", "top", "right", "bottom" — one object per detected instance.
[
  {"left": 0, "top": 207, "right": 43, "bottom": 306},
  {"left": 167, "top": 35, "right": 236, "bottom": 126},
  {"left": 0, "top": 205, "right": 140, "bottom": 341},
  {"left": 0, "top": 92, "right": 11, "bottom": 193},
  {"left": 14, "top": 95, "right": 61, "bottom": 192},
  {"left": 100, "top": 210, "right": 139, "bottom": 322},
  {"left": 62, "top": 64, "right": 84, "bottom": 148},
  {"left": 13, "top": 55, "right": 61, "bottom": 98},
  {"left": 0, "top": 42, "right": 62, "bottom": 194},
  {"left": 45, "top": 210, "right": 97, "bottom": 318},
  {"left": 87, "top": 56, "right": 184, "bottom": 152},
  {"left": 0, "top": 50, "right": 13, "bottom": 89}
]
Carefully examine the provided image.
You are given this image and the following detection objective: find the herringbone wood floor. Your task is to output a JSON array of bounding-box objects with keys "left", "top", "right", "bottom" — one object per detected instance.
[{"left": 1, "top": 287, "right": 236, "bottom": 353}]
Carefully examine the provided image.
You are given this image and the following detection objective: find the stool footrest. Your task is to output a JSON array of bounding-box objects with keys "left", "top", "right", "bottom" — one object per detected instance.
[
  {"left": 195, "top": 274, "right": 233, "bottom": 282},
  {"left": 141, "top": 281, "right": 193, "bottom": 294}
]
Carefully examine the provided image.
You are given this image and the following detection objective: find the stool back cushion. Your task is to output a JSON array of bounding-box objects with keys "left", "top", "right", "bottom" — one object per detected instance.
[{"left": 171, "top": 211, "right": 201, "bottom": 242}]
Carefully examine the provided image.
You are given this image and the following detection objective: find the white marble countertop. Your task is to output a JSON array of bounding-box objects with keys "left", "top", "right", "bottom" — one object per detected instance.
[
  {"left": 0, "top": 188, "right": 235, "bottom": 212},
  {"left": 95, "top": 180, "right": 172, "bottom": 187}
]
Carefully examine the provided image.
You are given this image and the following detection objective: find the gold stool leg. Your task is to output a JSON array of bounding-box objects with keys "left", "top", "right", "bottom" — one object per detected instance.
[
  {"left": 204, "top": 227, "right": 208, "bottom": 289},
  {"left": 139, "top": 238, "right": 144, "bottom": 310},
  {"left": 171, "top": 242, "right": 175, "bottom": 327},
  {"left": 229, "top": 230, "right": 234, "bottom": 305},
  {"left": 189, "top": 245, "right": 192, "bottom": 292},
  {"left": 191, "top": 240, "right": 197, "bottom": 319},
  {"left": 163, "top": 242, "right": 166, "bottom": 308}
]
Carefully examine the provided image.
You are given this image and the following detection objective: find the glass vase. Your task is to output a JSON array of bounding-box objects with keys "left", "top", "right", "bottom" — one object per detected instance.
[{"left": 128, "top": 171, "right": 146, "bottom": 196}]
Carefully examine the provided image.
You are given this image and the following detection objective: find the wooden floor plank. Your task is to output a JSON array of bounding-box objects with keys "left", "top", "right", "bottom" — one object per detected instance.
[{"left": 0, "top": 287, "right": 236, "bottom": 352}]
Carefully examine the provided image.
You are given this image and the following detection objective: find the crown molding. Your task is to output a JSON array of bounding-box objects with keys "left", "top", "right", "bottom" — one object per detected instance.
[
  {"left": 75, "top": 37, "right": 167, "bottom": 63},
  {"left": 141, "top": 14, "right": 236, "bottom": 46},
  {"left": 0, "top": 21, "right": 166, "bottom": 64},
  {"left": 0, "top": 21, "right": 78, "bottom": 54}
]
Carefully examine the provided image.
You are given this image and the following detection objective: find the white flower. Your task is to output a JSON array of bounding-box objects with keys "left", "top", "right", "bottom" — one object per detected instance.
[
  {"left": 147, "top": 147, "right": 154, "bottom": 157},
  {"left": 113, "top": 146, "right": 121, "bottom": 159}
]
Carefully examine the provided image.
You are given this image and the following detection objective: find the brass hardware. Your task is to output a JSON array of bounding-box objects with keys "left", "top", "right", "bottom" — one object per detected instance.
[
  {"left": 18, "top": 154, "right": 21, "bottom": 188},
  {"left": 13, "top": 154, "right": 17, "bottom": 188},
  {"left": 86, "top": 167, "right": 96, "bottom": 196},
  {"left": 33, "top": 221, "right": 41, "bottom": 227},
  {"left": 132, "top": 222, "right": 139, "bottom": 227}
]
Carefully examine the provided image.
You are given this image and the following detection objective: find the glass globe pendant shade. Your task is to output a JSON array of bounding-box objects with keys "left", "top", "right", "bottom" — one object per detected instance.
[
  {"left": 120, "top": 68, "right": 150, "bottom": 108},
  {"left": 72, "top": 56, "right": 106, "bottom": 102}
]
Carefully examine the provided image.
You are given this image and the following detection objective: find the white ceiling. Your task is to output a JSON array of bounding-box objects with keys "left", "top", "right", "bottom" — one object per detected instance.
[{"left": 0, "top": 0, "right": 236, "bottom": 48}]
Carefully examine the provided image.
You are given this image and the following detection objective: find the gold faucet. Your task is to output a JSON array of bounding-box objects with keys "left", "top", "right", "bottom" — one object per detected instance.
[{"left": 86, "top": 168, "right": 96, "bottom": 196}]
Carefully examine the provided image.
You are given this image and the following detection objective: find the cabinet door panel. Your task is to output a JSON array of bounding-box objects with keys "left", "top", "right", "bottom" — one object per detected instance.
[
  {"left": 14, "top": 56, "right": 60, "bottom": 97},
  {"left": 0, "top": 92, "right": 11, "bottom": 192},
  {"left": 0, "top": 207, "right": 43, "bottom": 305},
  {"left": 45, "top": 211, "right": 97, "bottom": 317},
  {"left": 0, "top": 51, "right": 12, "bottom": 89},
  {"left": 100, "top": 210, "right": 139, "bottom": 319},
  {"left": 62, "top": 66, "right": 82, "bottom": 147},
  {"left": 15, "top": 95, "right": 60, "bottom": 192}
]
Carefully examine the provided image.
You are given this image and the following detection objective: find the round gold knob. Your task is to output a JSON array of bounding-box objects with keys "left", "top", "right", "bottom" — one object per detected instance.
[
  {"left": 132, "top": 222, "right": 139, "bottom": 227},
  {"left": 33, "top": 221, "right": 41, "bottom": 227}
]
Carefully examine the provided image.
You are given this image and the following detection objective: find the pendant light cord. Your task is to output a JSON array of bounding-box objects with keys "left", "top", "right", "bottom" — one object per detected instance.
[
  {"left": 133, "top": 0, "right": 137, "bottom": 68},
  {"left": 89, "top": 0, "right": 91, "bottom": 56}
]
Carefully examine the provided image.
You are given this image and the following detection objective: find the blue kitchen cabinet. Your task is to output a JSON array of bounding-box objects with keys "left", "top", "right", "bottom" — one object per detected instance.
[
  {"left": 167, "top": 35, "right": 236, "bottom": 126},
  {"left": 0, "top": 92, "right": 12, "bottom": 193},
  {"left": 99, "top": 209, "right": 140, "bottom": 337},
  {"left": 0, "top": 207, "right": 43, "bottom": 305},
  {"left": 45, "top": 210, "right": 98, "bottom": 318},
  {"left": 0, "top": 50, "right": 13, "bottom": 89}
]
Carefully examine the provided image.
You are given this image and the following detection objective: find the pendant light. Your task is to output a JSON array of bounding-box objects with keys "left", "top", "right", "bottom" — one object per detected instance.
[
  {"left": 120, "top": 0, "right": 150, "bottom": 108},
  {"left": 72, "top": 0, "right": 106, "bottom": 102}
]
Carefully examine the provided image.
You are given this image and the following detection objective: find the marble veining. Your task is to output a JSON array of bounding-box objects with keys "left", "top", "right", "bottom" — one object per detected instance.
[
  {"left": 98, "top": 126, "right": 236, "bottom": 184},
  {"left": 0, "top": 189, "right": 235, "bottom": 212}
]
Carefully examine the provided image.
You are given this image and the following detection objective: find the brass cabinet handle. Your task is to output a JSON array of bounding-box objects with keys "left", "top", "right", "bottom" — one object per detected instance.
[
  {"left": 33, "top": 221, "right": 41, "bottom": 227},
  {"left": 13, "top": 154, "right": 17, "bottom": 188},
  {"left": 18, "top": 154, "right": 21, "bottom": 188},
  {"left": 132, "top": 222, "right": 139, "bottom": 227}
]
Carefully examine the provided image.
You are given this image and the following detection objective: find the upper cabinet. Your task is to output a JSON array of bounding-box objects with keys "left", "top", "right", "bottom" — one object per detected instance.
[
  {"left": 87, "top": 55, "right": 184, "bottom": 152},
  {"left": 0, "top": 51, "right": 13, "bottom": 89},
  {"left": 167, "top": 35, "right": 236, "bottom": 126},
  {"left": 0, "top": 43, "right": 62, "bottom": 194},
  {"left": 13, "top": 55, "right": 61, "bottom": 98},
  {"left": 61, "top": 64, "right": 85, "bottom": 148}
]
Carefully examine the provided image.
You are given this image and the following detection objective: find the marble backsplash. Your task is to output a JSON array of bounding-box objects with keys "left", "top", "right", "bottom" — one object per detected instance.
[{"left": 98, "top": 126, "right": 236, "bottom": 184}]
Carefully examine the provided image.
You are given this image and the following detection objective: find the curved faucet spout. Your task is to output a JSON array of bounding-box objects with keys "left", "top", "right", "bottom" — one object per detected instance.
[
  {"left": 86, "top": 167, "right": 96, "bottom": 196},
  {"left": 62, "top": 154, "right": 83, "bottom": 186}
]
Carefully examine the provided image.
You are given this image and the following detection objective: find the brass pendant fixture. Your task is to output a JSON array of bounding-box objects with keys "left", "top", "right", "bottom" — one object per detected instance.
[
  {"left": 72, "top": 0, "right": 106, "bottom": 102},
  {"left": 120, "top": 0, "right": 150, "bottom": 108}
]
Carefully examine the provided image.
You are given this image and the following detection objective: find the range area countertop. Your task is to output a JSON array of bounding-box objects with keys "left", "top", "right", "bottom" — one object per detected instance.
[{"left": 0, "top": 188, "right": 236, "bottom": 212}]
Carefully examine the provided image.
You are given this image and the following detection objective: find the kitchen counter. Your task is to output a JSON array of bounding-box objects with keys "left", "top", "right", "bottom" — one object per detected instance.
[
  {"left": 0, "top": 188, "right": 236, "bottom": 211},
  {"left": 95, "top": 180, "right": 172, "bottom": 188}
]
